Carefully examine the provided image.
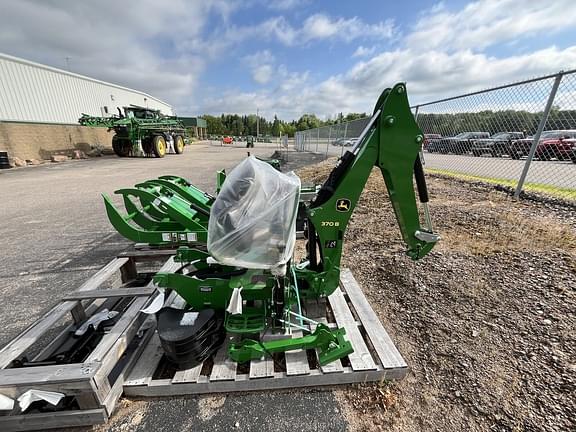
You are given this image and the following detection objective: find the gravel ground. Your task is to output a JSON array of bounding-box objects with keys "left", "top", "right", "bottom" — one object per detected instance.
[{"left": 295, "top": 157, "right": 575, "bottom": 432}]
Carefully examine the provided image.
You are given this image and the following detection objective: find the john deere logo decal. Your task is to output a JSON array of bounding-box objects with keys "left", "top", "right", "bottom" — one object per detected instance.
[{"left": 336, "top": 199, "right": 351, "bottom": 212}]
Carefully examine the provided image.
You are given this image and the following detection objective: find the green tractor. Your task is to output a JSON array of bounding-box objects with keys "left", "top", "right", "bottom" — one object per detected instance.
[{"left": 79, "top": 106, "right": 187, "bottom": 158}]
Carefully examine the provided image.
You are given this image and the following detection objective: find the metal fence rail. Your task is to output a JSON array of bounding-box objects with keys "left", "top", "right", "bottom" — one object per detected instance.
[{"left": 294, "top": 70, "right": 576, "bottom": 203}]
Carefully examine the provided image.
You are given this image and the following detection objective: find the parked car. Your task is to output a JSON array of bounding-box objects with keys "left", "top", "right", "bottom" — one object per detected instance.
[
  {"left": 332, "top": 138, "right": 346, "bottom": 146},
  {"left": 345, "top": 138, "right": 359, "bottom": 147},
  {"left": 427, "top": 132, "right": 490, "bottom": 154},
  {"left": 222, "top": 136, "right": 233, "bottom": 145},
  {"left": 570, "top": 142, "right": 576, "bottom": 163},
  {"left": 470, "top": 132, "right": 525, "bottom": 157},
  {"left": 509, "top": 130, "right": 576, "bottom": 160},
  {"left": 332, "top": 138, "right": 358, "bottom": 147},
  {"left": 423, "top": 133, "right": 441, "bottom": 151}
]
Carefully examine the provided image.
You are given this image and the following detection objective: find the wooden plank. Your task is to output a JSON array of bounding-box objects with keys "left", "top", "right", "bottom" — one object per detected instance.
[
  {"left": 340, "top": 269, "right": 407, "bottom": 371},
  {"left": 284, "top": 330, "right": 310, "bottom": 376},
  {"left": 124, "top": 333, "right": 164, "bottom": 386},
  {"left": 102, "top": 326, "right": 155, "bottom": 416},
  {"left": 75, "top": 257, "right": 129, "bottom": 293},
  {"left": 0, "top": 362, "right": 98, "bottom": 387},
  {"left": 249, "top": 357, "right": 274, "bottom": 379},
  {"left": 328, "top": 288, "right": 377, "bottom": 371},
  {"left": 0, "top": 257, "right": 128, "bottom": 369},
  {"left": 125, "top": 368, "right": 389, "bottom": 397},
  {"left": 119, "top": 248, "right": 177, "bottom": 258},
  {"left": 172, "top": 364, "right": 202, "bottom": 384},
  {"left": 305, "top": 298, "right": 326, "bottom": 319},
  {"left": 0, "top": 409, "right": 107, "bottom": 431},
  {"left": 86, "top": 296, "right": 148, "bottom": 363},
  {"left": 71, "top": 303, "right": 87, "bottom": 324},
  {"left": 209, "top": 337, "right": 237, "bottom": 381},
  {"left": 92, "top": 312, "right": 152, "bottom": 402},
  {"left": 120, "top": 257, "right": 138, "bottom": 283},
  {"left": 61, "top": 286, "right": 155, "bottom": 301},
  {"left": 86, "top": 257, "right": 177, "bottom": 364}
]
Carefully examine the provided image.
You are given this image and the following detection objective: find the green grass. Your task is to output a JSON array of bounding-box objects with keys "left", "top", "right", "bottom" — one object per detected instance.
[{"left": 427, "top": 168, "right": 576, "bottom": 201}]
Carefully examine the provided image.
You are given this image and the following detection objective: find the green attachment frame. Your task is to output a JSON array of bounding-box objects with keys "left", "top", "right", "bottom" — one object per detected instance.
[
  {"left": 228, "top": 324, "right": 353, "bottom": 366},
  {"left": 216, "top": 170, "right": 226, "bottom": 194},
  {"left": 103, "top": 194, "right": 204, "bottom": 245},
  {"left": 298, "top": 82, "right": 439, "bottom": 298},
  {"left": 225, "top": 306, "right": 267, "bottom": 334},
  {"left": 102, "top": 185, "right": 208, "bottom": 245}
]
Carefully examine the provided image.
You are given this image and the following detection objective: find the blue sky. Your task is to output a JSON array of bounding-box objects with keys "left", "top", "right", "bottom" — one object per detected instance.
[{"left": 0, "top": 0, "right": 575, "bottom": 119}]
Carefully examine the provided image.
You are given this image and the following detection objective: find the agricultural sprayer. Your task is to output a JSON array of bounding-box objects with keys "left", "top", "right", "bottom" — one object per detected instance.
[
  {"left": 103, "top": 83, "right": 439, "bottom": 367},
  {"left": 79, "top": 106, "right": 187, "bottom": 158}
]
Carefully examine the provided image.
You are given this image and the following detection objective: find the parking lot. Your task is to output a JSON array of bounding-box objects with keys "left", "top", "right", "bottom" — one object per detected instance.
[
  {"left": 318, "top": 140, "right": 576, "bottom": 190},
  {"left": 422, "top": 152, "right": 576, "bottom": 189},
  {"left": 0, "top": 142, "right": 347, "bottom": 432}
]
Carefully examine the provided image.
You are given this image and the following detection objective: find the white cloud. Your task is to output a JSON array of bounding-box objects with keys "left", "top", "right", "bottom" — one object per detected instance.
[
  {"left": 252, "top": 65, "right": 274, "bottom": 84},
  {"left": 352, "top": 46, "right": 377, "bottom": 58},
  {"left": 244, "top": 50, "right": 275, "bottom": 67},
  {"left": 206, "top": 14, "right": 395, "bottom": 53},
  {"left": 406, "top": 0, "right": 576, "bottom": 52},
  {"left": 244, "top": 50, "right": 276, "bottom": 84},
  {"left": 266, "top": 0, "right": 310, "bottom": 11},
  {"left": 301, "top": 14, "right": 395, "bottom": 43}
]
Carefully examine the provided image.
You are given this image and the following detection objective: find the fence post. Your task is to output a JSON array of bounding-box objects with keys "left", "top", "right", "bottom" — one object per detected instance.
[
  {"left": 514, "top": 73, "right": 563, "bottom": 198},
  {"left": 341, "top": 122, "right": 348, "bottom": 157},
  {"left": 326, "top": 125, "right": 332, "bottom": 159},
  {"left": 413, "top": 106, "right": 425, "bottom": 165}
]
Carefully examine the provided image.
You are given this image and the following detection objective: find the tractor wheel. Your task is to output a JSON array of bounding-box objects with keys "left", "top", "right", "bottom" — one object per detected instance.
[
  {"left": 174, "top": 135, "right": 185, "bottom": 154},
  {"left": 112, "top": 136, "right": 130, "bottom": 157},
  {"left": 152, "top": 135, "right": 167, "bottom": 158}
]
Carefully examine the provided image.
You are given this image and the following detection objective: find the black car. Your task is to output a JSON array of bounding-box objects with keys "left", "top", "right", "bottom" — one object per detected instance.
[
  {"left": 470, "top": 132, "right": 525, "bottom": 157},
  {"left": 427, "top": 132, "right": 490, "bottom": 154}
]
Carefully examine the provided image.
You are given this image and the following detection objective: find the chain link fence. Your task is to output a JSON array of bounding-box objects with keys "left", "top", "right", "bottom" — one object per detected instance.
[{"left": 294, "top": 70, "right": 576, "bottom": 203}]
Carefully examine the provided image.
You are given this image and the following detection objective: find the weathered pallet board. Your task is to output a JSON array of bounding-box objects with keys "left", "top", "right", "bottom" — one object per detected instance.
[
  {"left": 123, "top": 268, "right": 407, "bottom": 398},
  {"left": 0, "top": 250, "right": 178, "bottom": 432}
]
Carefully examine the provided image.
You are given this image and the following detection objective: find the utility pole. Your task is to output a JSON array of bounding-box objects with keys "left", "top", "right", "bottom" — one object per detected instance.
[
  {"left": 256, "top": 108, "right": 260, "bottom": 138},
  {"left": 65, "top": 57, "right": 71, "bottom": 71}
]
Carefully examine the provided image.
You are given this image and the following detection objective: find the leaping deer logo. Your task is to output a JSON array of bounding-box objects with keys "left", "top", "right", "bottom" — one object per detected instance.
[{"left": 336, "top": 199, "right": 351, "bottom": 212}]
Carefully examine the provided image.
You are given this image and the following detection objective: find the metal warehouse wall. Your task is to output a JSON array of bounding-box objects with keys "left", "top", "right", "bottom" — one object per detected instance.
[{"left": 0, "top": 53, "right": 173, "bottom": 124}]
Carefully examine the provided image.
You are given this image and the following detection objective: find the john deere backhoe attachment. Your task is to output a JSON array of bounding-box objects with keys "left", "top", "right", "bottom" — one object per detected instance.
[{"left": 147, "top": 83, "right": 439, "bottom": 368}]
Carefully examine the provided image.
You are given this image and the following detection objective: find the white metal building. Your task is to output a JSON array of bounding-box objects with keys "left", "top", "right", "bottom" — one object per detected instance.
[{"left": 0, "top": 53, "right": 173, "bottom": 124}]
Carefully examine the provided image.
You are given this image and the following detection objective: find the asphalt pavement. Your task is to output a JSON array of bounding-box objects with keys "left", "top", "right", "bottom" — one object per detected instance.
[
  {"left": 0, "top": 141, "right": 348, "bottom": 432},
  {"left": 323, "top": 143, "right": 576, "bottom": 189}
]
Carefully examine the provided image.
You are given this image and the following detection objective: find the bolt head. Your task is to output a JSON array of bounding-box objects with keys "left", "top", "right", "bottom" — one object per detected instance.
[
  {"left": 416, "top": 135, "right": 423, "bottom": 143},
  {"left": 397, "top": 86, "right": 405, "bottom": 94}
]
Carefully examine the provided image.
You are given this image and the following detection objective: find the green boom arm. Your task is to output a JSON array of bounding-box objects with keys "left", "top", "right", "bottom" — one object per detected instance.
[{"left": 297, "top": 83, "right": 440, "bottom": 298}]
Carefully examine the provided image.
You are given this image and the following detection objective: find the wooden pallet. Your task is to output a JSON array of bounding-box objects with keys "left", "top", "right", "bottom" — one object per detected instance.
[
  {"left": 123, "top": 268, "right": 407, "bottom": 397},
  {"left": 0, "top": 250, "right": 178, "bottom": 431}
]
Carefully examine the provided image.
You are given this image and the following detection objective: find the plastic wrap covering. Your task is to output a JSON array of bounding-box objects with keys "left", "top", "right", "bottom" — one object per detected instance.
[{"left": 208, "top": 157, "right": 301, "bottom": 272}]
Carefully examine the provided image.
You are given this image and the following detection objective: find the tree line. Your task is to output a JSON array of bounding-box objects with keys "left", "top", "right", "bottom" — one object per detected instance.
[{"left": 201, "top": 112, "right": 367, "bottom": 137}]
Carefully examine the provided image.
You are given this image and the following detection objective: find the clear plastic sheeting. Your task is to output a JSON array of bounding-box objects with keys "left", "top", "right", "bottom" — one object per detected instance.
[{"left": 208, "top": 157, "right": 301, "bottom": 273}]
